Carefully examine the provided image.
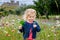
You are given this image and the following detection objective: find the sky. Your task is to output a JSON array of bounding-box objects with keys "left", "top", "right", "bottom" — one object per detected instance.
[{"left": 0, "top": 0, "right": 34, "bottom": 5}]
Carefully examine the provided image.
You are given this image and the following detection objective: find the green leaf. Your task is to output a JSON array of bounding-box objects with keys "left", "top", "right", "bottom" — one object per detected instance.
[{"left": 19, "top": 20, "right": 25, "bottom": 26}]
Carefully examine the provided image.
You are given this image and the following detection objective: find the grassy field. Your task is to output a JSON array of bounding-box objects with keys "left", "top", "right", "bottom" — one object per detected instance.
[{"left": 0, "top": 15, "right": 60, "bottom": 40}]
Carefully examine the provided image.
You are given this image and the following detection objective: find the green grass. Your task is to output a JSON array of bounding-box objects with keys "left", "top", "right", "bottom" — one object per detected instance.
[
  {"left": 0, "top": 14, "right": 60, "bottom": 40},
  {"left": 36, "top": 23, "right": 60, "bottom": 40}
]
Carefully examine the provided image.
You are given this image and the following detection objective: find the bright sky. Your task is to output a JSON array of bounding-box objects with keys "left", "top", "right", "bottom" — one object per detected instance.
[{"left": 0, "top": 0, "right": 34, "bottom": 5}]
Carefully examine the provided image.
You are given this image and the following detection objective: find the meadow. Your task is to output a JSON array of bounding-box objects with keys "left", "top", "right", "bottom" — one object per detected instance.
[{"left": 0, "top": 14, "right": 60, "bottom": 40}]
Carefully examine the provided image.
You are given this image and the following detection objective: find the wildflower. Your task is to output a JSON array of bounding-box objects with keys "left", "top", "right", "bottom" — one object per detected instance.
[
  {"left": 4, "top": 31, "right": 8, "bottom": 33},
  {"left": 17, "top": 31, "right": 20, "bottom": 34},
  {"left": 11, "top": 22, "right": 14, "bottom": 25},
  {"left": 12, "top": 20, "right": 15, "bottom": 22},
  {"left": 6, "top": 33, "right": 11, "bottom": 37},
  {"left": 51, "top": 26, "right": 54, "bottom": 29},
  {"left": 18, "top": 19, "right": 20, "bottom": 21},
  {"left": 54, "top": 34, "right": 56, "bottom": 36},
  {"left": 6, "top": 21, "right": 9, "bottom": 24},
  {"left": 47, "top": 35, "right": 50, "bottom": 37},
  {"left": 12, "top": 29, "right": 15, "bottom": 32},
  {"left": 51, "top": 30, "right": 55, "bottom": 32},
  {"left": 56, "top": 16, "right": 59, "bottom": 19},
  {"left": 6, "top": 21, "right": 9, "bottom": 25}
]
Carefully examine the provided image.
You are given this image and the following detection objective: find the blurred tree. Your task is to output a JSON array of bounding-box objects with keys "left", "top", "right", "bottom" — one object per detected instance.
[
  {"left": 33, "top": 0, "right": 51, "bottom": 19},
  {"left": 33, "top": 0, "right": 60, "bottom": 19},
  {"left": 50, "top": 0, "right": 60, "bottom": 15},
  {"left": 15, "top": 9, "right": 21, "bottom": 15},
  {"left": 3, "top": 10, "right": 9, "bottom": 16},
  {"left": 15, "top": 4, "right": 35, "bottom": 15},
  {"left": 0, "top": 8, "right": 4, "bottom": 12},
  {"left": 9, "top": 10, "right": 14, "bottom": 14}
]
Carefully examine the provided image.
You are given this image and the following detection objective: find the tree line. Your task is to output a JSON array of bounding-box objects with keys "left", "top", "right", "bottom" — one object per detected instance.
[{"left": 0, "top": 0, "right": 60, "bottom": 19}]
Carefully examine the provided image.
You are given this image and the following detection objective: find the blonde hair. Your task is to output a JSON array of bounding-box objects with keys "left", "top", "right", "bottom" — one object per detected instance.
[{"left": 23, "top": 8, "right": 36, "bottom": 21}]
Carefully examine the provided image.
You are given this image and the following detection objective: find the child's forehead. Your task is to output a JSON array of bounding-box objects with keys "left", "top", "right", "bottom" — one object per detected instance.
[
  {"left": 28, "top": 14, "right": 35, "bottom": 16},
  {"left": 27, "top": 14, "right": 36, "bottom": 17},
  {"left": 27, "top": 11, "right": 36, "bottom": 15},
  {"left": 27, "top": 13, "right": 35, "bottom": 16}
]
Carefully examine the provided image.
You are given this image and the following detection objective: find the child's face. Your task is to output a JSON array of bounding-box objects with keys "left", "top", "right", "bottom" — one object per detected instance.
[{"left": 27, "top": 13, "right": 36, "bottom": 23}]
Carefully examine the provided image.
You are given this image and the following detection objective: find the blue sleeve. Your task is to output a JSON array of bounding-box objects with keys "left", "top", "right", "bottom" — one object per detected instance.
[
  {"left": 19, "top": 26, "right": 24, "bottom": 33},
  {"left": 35, "top": 22, "right": 41, "bottom": 32}
]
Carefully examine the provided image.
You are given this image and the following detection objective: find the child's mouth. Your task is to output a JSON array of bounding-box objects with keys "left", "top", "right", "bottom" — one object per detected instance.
[{"left": 29, "top": 19, "right": 33, "bottom": 22}]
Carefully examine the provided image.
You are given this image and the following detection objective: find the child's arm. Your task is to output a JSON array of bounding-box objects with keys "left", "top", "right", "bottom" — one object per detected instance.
[
  {"left": 19, "top": 20, "right": 25, "bottom": 33},
  {"left": 33, "top": 22, "right": 41, "bottom": 32},
  {"left": 18, "top": 25, "right": 24, "bottom": 33},
  {"left": 36, "top": 23, "right": 41, "bottom": 32}
]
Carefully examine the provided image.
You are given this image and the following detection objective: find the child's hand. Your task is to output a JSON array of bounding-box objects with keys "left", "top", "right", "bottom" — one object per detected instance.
[
  {"left": 19, "top": 25, "right": 22, "bottom": 29},
  {"left": 33, "top": 25, "right": 37, "bottom": 28}
]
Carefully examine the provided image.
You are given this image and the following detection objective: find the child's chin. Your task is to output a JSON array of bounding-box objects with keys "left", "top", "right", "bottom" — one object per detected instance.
[{"left": 29, "top": 21, "right": 33, "bottom": 23}]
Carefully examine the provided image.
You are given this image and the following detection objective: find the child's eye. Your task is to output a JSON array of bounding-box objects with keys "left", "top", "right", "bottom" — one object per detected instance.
[
  {"left": 32, "top": 16, "right": 34, "bottom": 17},
  {"left": 29, "top": 16, "right": 31, "bottom": 18},
  {"left": 30, "top": 16, "right": 34, "bottom": 18}
]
